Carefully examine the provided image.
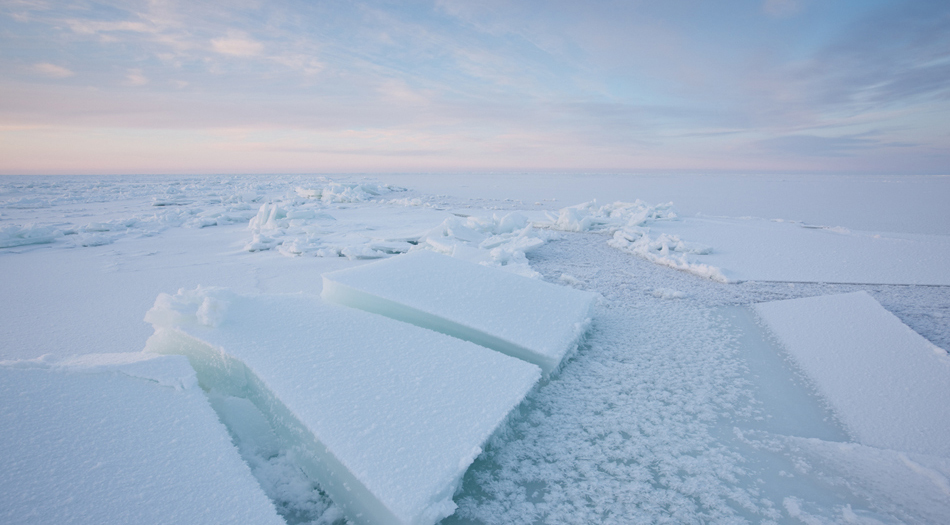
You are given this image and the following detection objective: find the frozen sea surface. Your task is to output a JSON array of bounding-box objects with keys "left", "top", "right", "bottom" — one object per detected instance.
[
  {"left": 0, "top": 353, "right": 284, "bottom": 525},
  {"left": 1, "top": 173, "right": 949, "bottom": 524}
]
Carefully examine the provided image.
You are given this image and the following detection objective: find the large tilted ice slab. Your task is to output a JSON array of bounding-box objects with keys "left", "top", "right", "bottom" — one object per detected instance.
[
  {"left": 754, "top": 291, "right": 950, "bottom": 457},
  {"left": 0, "top": 353, "right": 283, "bottom": 525},
  {"left": 321, "top": 250, "right": 598, "bottom": 375},
  {"left": 144, "top": 287, "right": 540, "bottom": 525}
]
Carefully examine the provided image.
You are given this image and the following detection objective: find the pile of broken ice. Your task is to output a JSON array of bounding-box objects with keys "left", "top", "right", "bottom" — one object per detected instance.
[{"left": 2, "top": 250, "right": 597, "bottom": 525}]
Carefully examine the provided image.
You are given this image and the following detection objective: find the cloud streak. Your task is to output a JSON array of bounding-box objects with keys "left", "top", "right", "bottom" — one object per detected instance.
[
  {"left": 211, "top": 31, "right": 264, "bottom": 57},
  {"left": 31, "top": 62, "right": 73, "bottom": 78}
]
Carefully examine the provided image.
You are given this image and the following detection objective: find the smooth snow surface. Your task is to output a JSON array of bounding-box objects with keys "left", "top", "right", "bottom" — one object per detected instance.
[
  {"left": 0, "top": 353, "right": 283, "bottom": 525},
  {"left": 144, "top": 287, "right": 540, "bottom": 525},
  {"left": 322, "top": 250, "right": 597, "bottom": 375},
  {"left": 755, "top": 291, "right": 950, "bottom": 457},
  {"left": 650, "top": 217, "right": 950, "bottom": 285}
]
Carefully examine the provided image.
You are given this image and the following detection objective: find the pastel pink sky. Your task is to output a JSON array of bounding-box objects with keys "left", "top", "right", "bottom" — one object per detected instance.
[{"left": 1, "top": 0, "right": 948, "bottom": 175}]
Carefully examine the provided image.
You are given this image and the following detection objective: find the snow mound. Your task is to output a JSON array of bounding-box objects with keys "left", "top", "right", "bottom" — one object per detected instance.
[
  {"left": 322, "top": 250, "right": 597, "bottom": 375},
  {"left": 145, "top": 287, "right": 540, "bottom": 525},
  {"left": 755, "top": 291, "right": 950, "bottom": 457},
  {"left": 0, "top": 354, "right": 283, "bottom": 524}
]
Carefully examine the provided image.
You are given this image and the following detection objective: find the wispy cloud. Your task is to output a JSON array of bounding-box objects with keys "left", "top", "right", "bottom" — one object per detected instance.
[
  {"left": 791, "top": 2, "right": 950, "bottom": 110},
  {"left": 211, "top": 31, "right": 264, "bottom": 57},
  {"left": 31, "top": 62, "right": 73, "bottom": 78},
  {"left": 65, "top": 19, "right": 153, "bottom": 35},
  {"left": 124, "top": 69, "right": 148, "bottom": 86},
  {"left": 269, "top": 54, "right": 324, "bottom": 76}
]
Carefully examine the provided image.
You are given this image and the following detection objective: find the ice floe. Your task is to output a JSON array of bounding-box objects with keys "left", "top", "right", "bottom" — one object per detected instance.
[
  {"left": 145, "top": 286, "right": 540, "bottom": 525},
  {"left": 755, "top": 291, "right": 950, "bottom": 457},
  {"left": 0, "top": 353, "right": 283, "bottom": 525},
  {"left": 322, "top": 250, "right": 598, "bottom": 375}
]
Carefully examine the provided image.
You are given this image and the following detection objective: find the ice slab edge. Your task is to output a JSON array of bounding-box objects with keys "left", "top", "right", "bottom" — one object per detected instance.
[
  {"left": 322, "top": 250, "right": 598, "bottom": 375},
  {"left": 145, "top": 288, "right": 541, "bottom": 525},
  {"left": 321, "top": 279, "right": 563, "bottom": 374},
  {"left": 145, "top": 329, "right": 398, "bottom": 525},
  {"left": 754, "top": 291, "right": 950, "bottom": 458}
]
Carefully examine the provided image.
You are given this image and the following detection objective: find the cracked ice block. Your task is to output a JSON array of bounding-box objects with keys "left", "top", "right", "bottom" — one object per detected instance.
[
  {"left": 144, "top": 287, "right": 540, "bottom": 525},
  {"left": 322, "top": 250, "right": 597, "bottom": 375},
  {"left": 0, "top": 353, "right": 283, "bottom": 525},
  {"left": 754, "top": 291, "right": 950, "bottom": 457}
]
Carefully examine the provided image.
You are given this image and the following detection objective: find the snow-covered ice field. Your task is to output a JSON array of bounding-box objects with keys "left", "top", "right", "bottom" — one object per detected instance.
[{"left": 2, "top": 173, "right": 949, "bottom": 524}]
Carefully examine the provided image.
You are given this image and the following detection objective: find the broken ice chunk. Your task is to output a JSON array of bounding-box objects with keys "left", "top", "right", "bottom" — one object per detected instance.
[
  {"left": 322, "top": 249, "right": 598, "bottom": 375},
  {"left": 144, "top": 288, "right": 540, "bottom": 525},
  {"left": 0, "top": 354, "right": 283, "bottom": 524},
  {"left": 754, "top": 291, "right": 950, "bottom": 457}
]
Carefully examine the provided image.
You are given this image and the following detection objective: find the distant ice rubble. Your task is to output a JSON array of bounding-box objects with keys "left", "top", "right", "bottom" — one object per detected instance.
[
  {"left": 1, "top": 177, "right": 729, "bottom": 284},
  {"left": 0, "top": 223, "right": 62, "bottom": 249},
  {"left": 141, "top": 252, "right": 595, "bottom": 525},
  {"left": 244, "top": 182, "right": 553, "bottom": 278},
  {"left": 0, "top": 178, "right": 268, "bottom": 249},
  {"left": 243, "top": 182, "right": 416, "bottom": 259},
  {"left": 538, "top": 199, "right": 730, "bottom": 283},
  {"left": 240, "top": 186, "right": 718, "bottom": 283}
]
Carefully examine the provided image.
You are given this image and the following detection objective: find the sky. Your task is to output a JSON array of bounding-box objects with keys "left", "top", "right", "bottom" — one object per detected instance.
[{"left": 1, "top": 0, "right": 948, "bottom": 175}]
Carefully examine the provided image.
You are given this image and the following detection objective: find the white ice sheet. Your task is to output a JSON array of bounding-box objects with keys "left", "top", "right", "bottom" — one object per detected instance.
[
  {"left": 0, "top": 353, "right": 283, "bottom": 525},
  {"left": 652, "top": 216, "right": 950, "bottom": 285},
  {"left": 144, "top": 287, "right": 540, "bottom": 525},
  {"left": 321, "top": 250, "right": 598, "bottom": 374},
  {"left": 755, "top": 291, "right": 950, "bottom": 457}
]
